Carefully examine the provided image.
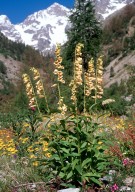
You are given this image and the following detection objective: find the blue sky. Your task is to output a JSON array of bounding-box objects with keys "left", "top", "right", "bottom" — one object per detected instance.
[{"left": 0, "top": 0, "right": 74, "bottom": 24}]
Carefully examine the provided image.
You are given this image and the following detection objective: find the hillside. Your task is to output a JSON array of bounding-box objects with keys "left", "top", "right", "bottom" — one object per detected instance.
[
  {"left": 103, "top": 3, "right": 135, "bottom": 88},
  {"left": 0, "top": 32, "right": 55, "bottom": 111}
]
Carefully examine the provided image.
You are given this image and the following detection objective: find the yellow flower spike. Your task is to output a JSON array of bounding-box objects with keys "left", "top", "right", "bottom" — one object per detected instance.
[
  {"left": 53, "top": 44, "right": 65, "bottom": 84},
  {"left": 30, "top": 67, "right": 49, "bottom": 113},
  {"left": 69, "top": 43, "right": 83, "bottom": 111},
  {"left": 84, "top": 58, "right": 96, "bottom": 97},
  {"left": 53, "top": 44, "right": 67, "bottom": 115},
  {"left": 96, "top": 55, "right": 103, "bottom": 99},
  {"left": 22, "top": 73, "right": 39, "bottom": 111},
  {"left": 91, "top": 55, "right": 104, "bottom": 104}
]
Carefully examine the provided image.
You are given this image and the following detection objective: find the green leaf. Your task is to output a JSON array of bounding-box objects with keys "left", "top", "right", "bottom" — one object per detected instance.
[
  {"left": 82, "top": 158, "right": 91, "bottom": 168},
  {"left": 90, "top": 177, "right": 102, "bottom": 186},
  {"left": 81, "top": 142, "right": 87, "bottom": 149},
  {"left": 70, "top": 153, "right": 80, "bottom": 157},
  {"left": 59, "top": 172, "right": 66, "bottom": 179},
  {"left": 62, "top": 164, "right": 70, "bottom": 171},
  {"left": 75, "top": 165, "right": 82, "bottom": 175},
  {"left": 60, "top": 141, "right": 70, "bottom": 146},
  {"left": 51, "top": 154, "right": 60, "bottom": 161},
  {"left": 61, "top": 148, "right": 69, "bottom": 154},
  {"left": 61, "top": 183, "right": 76, "bottom": 188},
  {"left": 70, "top": 142, "right": 78, "bottom": 148},
  {"left": 72, "top": 159, "right": 79, "bottom": 170},
  {"left": 82, "top": 172, "right": 100, "bottom": 178},
  {"left": 67, "top": 171, "right": 73, "bottom": 180}
]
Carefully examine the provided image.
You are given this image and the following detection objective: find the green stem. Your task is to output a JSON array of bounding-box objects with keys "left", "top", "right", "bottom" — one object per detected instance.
[
  {"left": 40, "top": 77, "right": 50, "bottom": 114},
  {"left": 83, "top": 72, "right": 86, "bottom": 114},
  {"left": 95, "top": 64, "right": 98, "bottom": 105},
  {"left": 74, "top": 50, "right": 78, "bottom": 115},
  {"left": 57, "top": 82, "right": 61, "bottom": 100}
]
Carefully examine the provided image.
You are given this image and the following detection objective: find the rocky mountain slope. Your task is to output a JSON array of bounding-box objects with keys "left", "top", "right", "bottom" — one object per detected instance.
[
  {"left": 95, "top": 0, "right": 134, "bottom": 19},
  {"left": 0, "top": 1, "right": 134, "bottom": 54},
  {"left": 103, "top": 51, "right": 135, "bottom": 87},
  {"left": 0, "top": 54, "right": 23, "bottom": 90},
  {"left": 102, "top": 3, "right": 135, "bottom": 87}
]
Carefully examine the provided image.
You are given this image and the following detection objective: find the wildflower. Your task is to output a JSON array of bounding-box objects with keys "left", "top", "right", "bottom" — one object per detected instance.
[
  {"left": 84, "top": 58, "right": 95, "bottom": 96},
  {"left": 92, "top": 56, "right": 104, "bottom": 100},
  {"left": 98, "top": 141, "right": 103, "bottom": 145},
  {"left": 53, "top": 44, "right": 65, "bottom": 84},
  {"left": 122, "top": 158, "right": 134, "bottom": 166},
  {"left": 45, "top": 152, "right": 51, "bottom": 158},
  {"left": 58, "top": 96, "right": 67, "bottom": 115},
  {"left": 110, "top": 184, "right": 119, "bottom": 192},
  {"left": 30, "top": 67, "right": 49, "bottom": 110},
  {"left": 30, "top": 107, "right": 36, "bottom": 111},
  {"left": 30, "top": 154, "right": 36, "bottom": 159},
  {"left": 53, "top": 44, "right": 67, "bottom": 115},
  {"left": 22, "top": 73, "right": 37, "bottom": 109},
  {"left": 32, "top": 161, "right": 38, "bottom": 166},
  {"left": 102, "top": 99, "right": 115, "bottom": 105},
  {"left": 70, "top": 43, "right": 83, "bottom": 105},
  {"left": 27, "top": 146, "right": 34, "bottom": 153},
  {"left": 21, "top": 137, "right": 29, "bottom": 144}
]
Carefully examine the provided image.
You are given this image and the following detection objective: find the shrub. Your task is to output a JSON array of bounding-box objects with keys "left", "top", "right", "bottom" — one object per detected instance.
[{"left": 0, "top": 60, "right": 7, "bottom": 74}]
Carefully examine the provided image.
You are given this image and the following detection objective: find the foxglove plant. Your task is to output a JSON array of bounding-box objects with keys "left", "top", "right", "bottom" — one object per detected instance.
[
  {"left": 30, "top": 67, "right": 50, "bottom": 113},
  {"left": 53, "top": 44, "right": 67, "bottom": 115},
  {"left": 22, "top": 73, "right": 40, "bottom": 113}
]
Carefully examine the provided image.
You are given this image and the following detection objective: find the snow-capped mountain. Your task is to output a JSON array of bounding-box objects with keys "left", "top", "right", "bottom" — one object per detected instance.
[
  {"left": 0, "top": 1, "right": 134, "bottom": 54},
  {"left": 0, "top": 3, "right": 70, "bottom": 54}
]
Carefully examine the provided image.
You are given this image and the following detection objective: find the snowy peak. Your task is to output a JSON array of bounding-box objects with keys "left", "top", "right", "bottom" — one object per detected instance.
[
  {"left": 0, "top": 15, "right": 11, "bottom": 25},
  {"left": 0, "top": 15, "right": 22, "bottom": 42},
  {"left": 13, "top": 3, "right": 70, "bottom": 53},
  {"left": 46, "top": 2, "right": 69, "bottom": 16}
]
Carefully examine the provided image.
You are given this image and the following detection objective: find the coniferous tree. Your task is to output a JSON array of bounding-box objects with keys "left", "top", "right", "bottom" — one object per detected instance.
[{"left": 63, "top": 0, "right": 102, "bottom": 73}]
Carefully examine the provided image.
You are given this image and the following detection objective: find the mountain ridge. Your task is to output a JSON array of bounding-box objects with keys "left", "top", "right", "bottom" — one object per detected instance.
[{"left": 0, "top": 1, "right": 134, "bottom": 54}]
